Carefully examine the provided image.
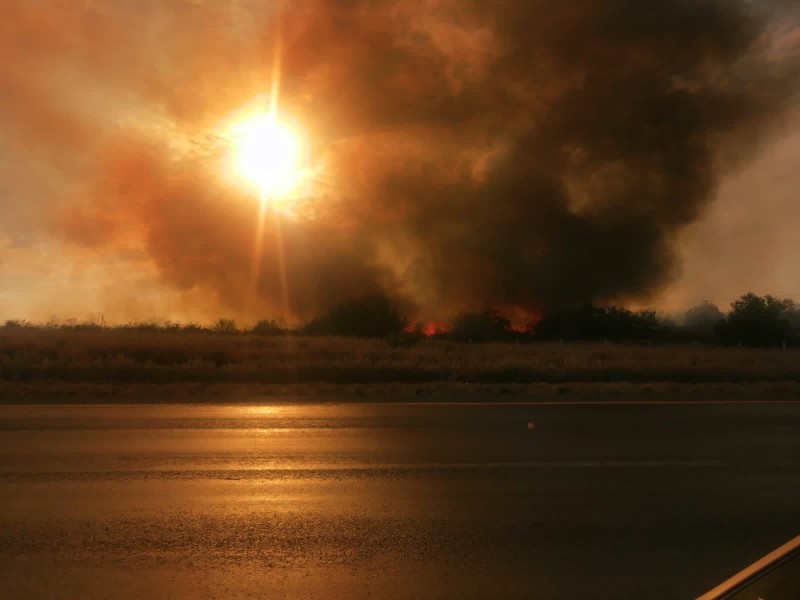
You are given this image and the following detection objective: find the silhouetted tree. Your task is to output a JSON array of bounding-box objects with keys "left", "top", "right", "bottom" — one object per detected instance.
[
  {"left": 717, "top": 293, "right": 798, "bottom": 347},
  {"left": 449, "top": 310, "right": 512, "bottom": 342},
  {"left": 213, "top": 318, "right": 239, "bottom": 334},
  {"left": 3, "top": 320, "right": 28, "bottom": 329},
  {"left": 536, "top": 305, "right": 658, "bottom": 341},
  {"left": 251, "top": 319, "right": 287, "bottom": 336},
  {"left": 303, "top": 295, "right": 407, "bottom": 338}
]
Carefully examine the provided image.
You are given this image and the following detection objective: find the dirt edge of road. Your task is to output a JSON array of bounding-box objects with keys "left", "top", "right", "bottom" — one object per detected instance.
[{"left": 2, "top": 380, "right": 799, "bottom": 404}]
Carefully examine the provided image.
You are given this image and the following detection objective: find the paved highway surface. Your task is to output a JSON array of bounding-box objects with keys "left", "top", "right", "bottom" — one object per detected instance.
[{"left": 0, "top": 401, "right": 798, "bottom": 599}]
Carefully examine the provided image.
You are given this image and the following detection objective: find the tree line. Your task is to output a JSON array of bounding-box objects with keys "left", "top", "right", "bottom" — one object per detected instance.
[
  {"left": 293, "top": 292, "right": 800, "bottom": 347},
  {"left": 4, "top": 292, "right": 799, "bottom": 347}
]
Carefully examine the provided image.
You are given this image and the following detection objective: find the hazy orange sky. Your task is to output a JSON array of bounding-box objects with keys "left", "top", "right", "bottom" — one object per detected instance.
[{"left": 1, "top": 0, "right": 798, "bottom": 325}]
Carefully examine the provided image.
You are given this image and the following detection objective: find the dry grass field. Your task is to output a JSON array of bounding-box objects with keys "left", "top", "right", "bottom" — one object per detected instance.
[{"left": 1, "top": 328, "right": 799, "bottom": 402}]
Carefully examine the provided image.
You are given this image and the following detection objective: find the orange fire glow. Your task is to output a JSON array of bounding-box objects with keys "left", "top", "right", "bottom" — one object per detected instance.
[{"left": 405, "top": 322, "right": 452, "bottom": 337}]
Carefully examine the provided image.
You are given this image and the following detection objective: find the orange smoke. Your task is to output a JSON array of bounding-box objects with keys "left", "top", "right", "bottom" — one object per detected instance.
[{"left": 0, "top": 0, "right": 798, "bottom": 325}]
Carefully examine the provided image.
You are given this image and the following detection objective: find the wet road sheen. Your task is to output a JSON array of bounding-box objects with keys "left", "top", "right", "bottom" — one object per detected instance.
[{"left": 0, "top": 401, "right": 798, "bottom": 599}]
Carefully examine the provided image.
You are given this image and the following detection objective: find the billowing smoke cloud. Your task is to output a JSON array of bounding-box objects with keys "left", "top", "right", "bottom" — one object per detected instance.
[{"left": 2, "top": 0, "right": 798, "bottom": 323}]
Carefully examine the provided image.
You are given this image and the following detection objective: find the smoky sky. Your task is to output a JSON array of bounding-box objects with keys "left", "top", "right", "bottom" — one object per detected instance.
[{"left": 2, "top": 0, "right": 799, "bottom": 322}]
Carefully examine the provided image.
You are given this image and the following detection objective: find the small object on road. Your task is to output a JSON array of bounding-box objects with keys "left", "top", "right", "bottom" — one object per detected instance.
[{"left": 527, "top": 421, "right": 535, "bottom": 429}]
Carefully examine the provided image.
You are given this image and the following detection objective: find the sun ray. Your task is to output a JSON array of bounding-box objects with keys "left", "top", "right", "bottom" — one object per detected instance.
[{"left": 242, "top": 33, "right": 294, "bottom": 324}]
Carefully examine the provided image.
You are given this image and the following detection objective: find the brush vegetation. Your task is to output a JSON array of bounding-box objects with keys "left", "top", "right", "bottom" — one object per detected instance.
[
  {"left": 2, "top": 292, "right": 799, "bottom": 398},
  {"left": 1, "top": 326, "right": 799, "bottom": 389}
]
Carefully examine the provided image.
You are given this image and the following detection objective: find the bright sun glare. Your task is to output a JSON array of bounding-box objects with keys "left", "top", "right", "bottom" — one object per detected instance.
[{"left": 232, "top": 113, "right": 301, "bottom": 198}]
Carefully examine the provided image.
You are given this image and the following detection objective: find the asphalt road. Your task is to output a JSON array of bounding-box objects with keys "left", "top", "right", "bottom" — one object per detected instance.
[{"left": 0, "top": 400, "right": 798, "bottom": 599}]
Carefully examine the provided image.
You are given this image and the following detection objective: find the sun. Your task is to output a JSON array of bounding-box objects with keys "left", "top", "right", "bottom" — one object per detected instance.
[{"left": 231, "top": 112, "right": 301, "bottom": 198}]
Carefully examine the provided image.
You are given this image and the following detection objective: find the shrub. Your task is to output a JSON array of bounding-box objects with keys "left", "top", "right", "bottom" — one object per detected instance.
[
  {"left": 213, "top": 318, "right": 239, "bottom": 334},
  {"left": 536, "top": 305, "right": 658, "bottom": 341},
  {"left": 449, "top": 310, "right": 512, "bottom": 343},
  {"left": 717, "top": 293, "right": 798, "bottom": 347},
  {"left": 303, "top": 296, "right": 408, "bottom": 338},
  {"left": 4, "top": 320, "right": 28, "bottom": 329},
  {"left": 251, "top": 319, "right": 287, "bottom": 336}
]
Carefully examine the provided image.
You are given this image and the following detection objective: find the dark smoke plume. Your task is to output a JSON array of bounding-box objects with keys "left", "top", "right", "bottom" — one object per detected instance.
[{"left": 2, "top": 0, "right": 798, "bottom": 322}]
